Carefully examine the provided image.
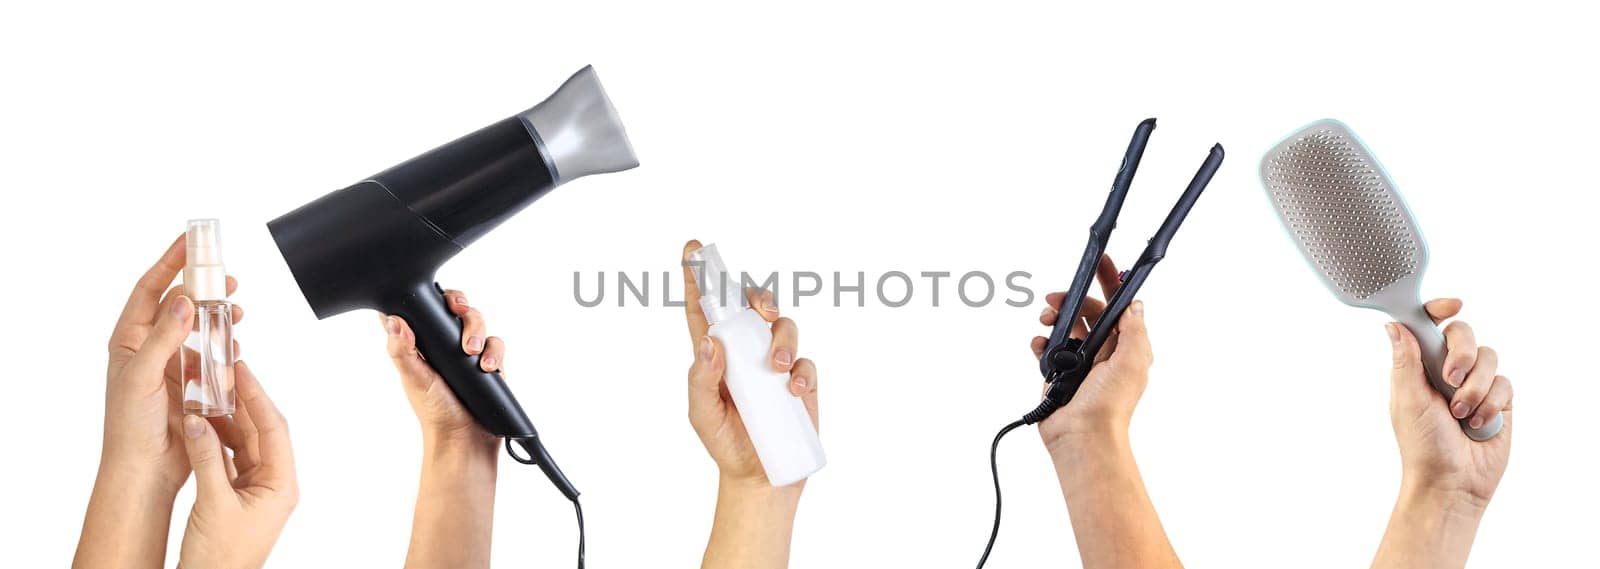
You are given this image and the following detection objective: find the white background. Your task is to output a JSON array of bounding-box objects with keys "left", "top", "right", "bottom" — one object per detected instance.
[{"left": 1, "top": 1, "right": 1595, "bottom": 567}]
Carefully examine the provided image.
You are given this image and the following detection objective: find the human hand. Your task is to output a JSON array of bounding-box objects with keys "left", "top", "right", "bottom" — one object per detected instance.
[
  {"left": 77, "top": 235, "right": 242, "bottom": 569},
  {"left": 380, "top": 289, "right": 503, "bottom": 450},
  {"left": 1386, "top": 298, "right": 1513, "bottom": 510},
  {"left": 175, "top": 362, "right": 298, "bottom": 569},
  {"left": 680, "top": 241, "right": 819, "bottom": 490},
  {"left": 382, "top": 290, "right": 502, "bottom": 569},
  {"left": 681, "top": 241, "right": 815, "bottom": 569},
  {"left": 1029, "top": 255, "right": 1153, "bottom": 447},
  {"left": 1372, "top": 298, "right": 1510, "bottom": 569},
  {"left": 1024, "top": 256, "right": 1178, "bottom": 568},
  {"left": 101, "top": 234, "right": 242, "bottom": 494}
]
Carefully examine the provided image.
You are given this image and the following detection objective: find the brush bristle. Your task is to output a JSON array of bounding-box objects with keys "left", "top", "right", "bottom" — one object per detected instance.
[{"left": 1263, "top": 125, "right": 1421, "bottom": 301}]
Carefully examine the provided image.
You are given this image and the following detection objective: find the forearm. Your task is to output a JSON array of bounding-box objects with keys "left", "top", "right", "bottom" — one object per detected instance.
[
  {"left": 74, "top": 465, "right": 176, "bottom": 569},
  {"left": 1049, "top": 428, "right": 1182, "bottom": 569},
  {"left": 702, "top": 477, "right": 802, "bottom": 569},
  {"left": 406, "top": 434, "right": 500, "bottom": 569},
  {"left": 1371, "top": 483, "right": 1485, "bottom": 569}
]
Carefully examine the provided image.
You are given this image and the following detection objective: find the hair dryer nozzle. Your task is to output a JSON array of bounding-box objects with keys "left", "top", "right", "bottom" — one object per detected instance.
[{"left": 521, "top": 65, "right": 639, "bottom": 185}]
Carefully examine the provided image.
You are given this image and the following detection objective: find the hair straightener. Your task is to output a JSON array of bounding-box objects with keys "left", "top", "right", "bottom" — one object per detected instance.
[{"left": 976, "top": 118, "right": 1223, "bottom": 567}]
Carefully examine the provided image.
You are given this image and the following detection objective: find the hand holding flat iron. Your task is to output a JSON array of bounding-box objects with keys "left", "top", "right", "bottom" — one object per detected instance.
[
  {"left": 1030, "top": 255, "right": 1154, "bottom": 448},
  {"left": 1027, "top": 254, "right": 1180, "bottom": 569}
]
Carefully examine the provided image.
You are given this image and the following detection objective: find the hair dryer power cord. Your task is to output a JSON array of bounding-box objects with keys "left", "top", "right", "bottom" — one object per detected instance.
[
  {"left": 508, "top": 437, "right": 586, "bottom": 568},
  {"left": 976, "top": 419, "right": 1028, "bottom": 568}
]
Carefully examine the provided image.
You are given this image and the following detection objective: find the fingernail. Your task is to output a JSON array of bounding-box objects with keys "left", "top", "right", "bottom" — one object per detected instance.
[
  {"left": 1469, "top": 416, "right": 1484, "bottom": 429},
  {"left": 762, "top": 298, "right": 778, "bottom": 313},
  {"left": 1040, "top": 305, "right": 1057, "bottom": 320},
  {"left": 386, "top": 316, "right": 401, "bottom": 336},
  {"left": 793, "top": 375, "right": 809, "bottom": 389},
  {"left": 467, "top": 336, "right": 485, "bottom": 352},
  {"left": 482, "top": 355, "right": 498, "bottom": 369},
  {"left": 1385, "top": 323, "right": 1400, "bottom": 344},
  {"left": 455, "top": 294, "right": 469, "bottom": 307},
  {"left": 170, "top": 296, "right": 190, "bottom": 319},
  {"left": 774, "top": 348, "right": 794, "bottom": 367},
  {"left": 1448, "top": 369, "right": 1466, "bottom": 388},
  {"left": 698, "top": 336, "right": 714, "bottom": 362},
  {"left": 183, "top": 415, "right": 205, "bottom": 439},
  {"left": 1452, "top": 402, "right": 1471, "bottom": 419},
  {"left": 1131, "top": 300, "right": 1144, "bottom": 317}
]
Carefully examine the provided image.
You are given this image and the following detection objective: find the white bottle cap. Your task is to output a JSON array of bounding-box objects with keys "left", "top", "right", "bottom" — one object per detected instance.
[
  {"left": 686, "top": 244, "right": 747, "bottom": 325},
  {"left": 184, "top": 219, "right": 228, "bottom": 302}
]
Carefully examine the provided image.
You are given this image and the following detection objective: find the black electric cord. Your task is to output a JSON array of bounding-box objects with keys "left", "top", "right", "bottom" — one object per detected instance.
[
  {"left": 976, "top": 419, "right": 1027, "bottom": 568},
  {"left": 508, "top": 437, "right": 586, "bottom": 568},
  {"left": 572, "top": 499, "right": 586, "bottom": 567}
]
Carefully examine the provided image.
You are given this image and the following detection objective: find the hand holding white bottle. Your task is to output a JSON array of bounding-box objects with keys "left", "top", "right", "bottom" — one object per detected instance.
[{"left": 686, "top": 243, "right": 826, "bottom": 487}]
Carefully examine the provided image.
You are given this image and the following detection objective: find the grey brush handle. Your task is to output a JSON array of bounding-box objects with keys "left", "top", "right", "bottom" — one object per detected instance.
[{"left": 1395, "top": 305, "right": 1504, "bottom": 441}]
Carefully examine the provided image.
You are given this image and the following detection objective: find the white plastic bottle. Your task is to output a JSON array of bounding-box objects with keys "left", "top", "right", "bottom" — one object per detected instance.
[{"left": 688, "top": 244, "right": 825, "bottom": 487}]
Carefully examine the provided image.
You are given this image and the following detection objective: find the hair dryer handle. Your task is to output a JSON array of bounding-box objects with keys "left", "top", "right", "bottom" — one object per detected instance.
[
  {"left": 384, "top": 282, "right": 580, "bottom": 501},
  {"left": 387, "top": 281, "right": 538, "bottom": 437},
  {"left": 1398, "top": 305, "right": 1504, "bottom": 441}
]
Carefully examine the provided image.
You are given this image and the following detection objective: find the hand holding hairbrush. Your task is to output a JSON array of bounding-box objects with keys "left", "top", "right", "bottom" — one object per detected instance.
[{"left": 1260, "top": 119, "right": 1503, "bottom": 441}]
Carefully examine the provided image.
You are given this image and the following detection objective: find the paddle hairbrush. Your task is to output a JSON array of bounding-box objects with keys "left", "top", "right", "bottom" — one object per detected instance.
[{"left": 1260, "top": 119, "right": 1503, "bottom": 441}]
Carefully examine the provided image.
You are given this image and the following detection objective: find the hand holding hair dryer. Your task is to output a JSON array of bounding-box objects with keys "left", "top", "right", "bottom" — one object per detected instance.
[
  {"left": 266, "top": 66, "right": 638, "bottom": 505},
  {"left": 688, "top": 244, "right": 826, "bottom": 487}
]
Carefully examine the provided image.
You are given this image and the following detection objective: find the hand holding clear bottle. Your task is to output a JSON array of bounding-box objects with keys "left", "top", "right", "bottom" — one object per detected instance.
[
  {"left": 168, "top": 221, "right": 298, "bottom": 569},
  {"left": 174, "top": 362, "right": 299, "bottom": 569},
  {"left": 76, "top": 234, "right": 250, "bottom": 569}
]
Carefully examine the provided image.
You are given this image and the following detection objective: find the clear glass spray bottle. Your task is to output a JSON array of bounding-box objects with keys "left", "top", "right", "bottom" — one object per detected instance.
[
  {"left": 689, "top": 244, "right": 826, "bottom": 486},
  {"left": 182, "top": 219, "right": 235, "bottom": 416}
]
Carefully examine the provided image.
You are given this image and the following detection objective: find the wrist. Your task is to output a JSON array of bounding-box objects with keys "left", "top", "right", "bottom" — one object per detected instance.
[
  {"left": 88, "top": 467, "right": 179, "bottom": 512},
  {"left": 704, "top": 475, "right": 800, "bottom": 568},
  {"left": 422, "top": 431, "right": 501, "bottom": 476},
  {"left": 422, "top": 426, "right": 499, "bottom": 458},
  {"left": 1398, "top": 478, "right": 1489, "bottom": 521},
  {"left": 717, "top": 474, "right": 803, "bottom": 522},
  {"left": 719, "top": 474, "right": 803, "bottom": 502},
  {"left": 1042, "top": 414, "right": 1130, "bottom": 456},
  {"left": 78, "top": 466, "right": 178, "bottom": 569},
  {"left": 1373, "top": 480, "right": 1486, "bottom": 569},
  {"left": 94, "top": 457, "right": 182, "bottom": 502}
]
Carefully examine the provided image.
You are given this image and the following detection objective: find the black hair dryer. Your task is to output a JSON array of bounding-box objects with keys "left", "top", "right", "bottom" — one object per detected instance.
[{"left": 267, "top": 66, "right": 637, "bottom": 501}]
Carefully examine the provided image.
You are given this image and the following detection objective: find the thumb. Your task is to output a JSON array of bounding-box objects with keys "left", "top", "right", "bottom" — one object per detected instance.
[
  {"left": 1109, "top": 300, "right": 1153, "bottom": 372},
  {"left": 687, "top": 335, "right": 726, "bottom": 417},
  {"left": 382, "top": 314, "right": 440, "bottom": 391},
  {"left": 121, "top": 296, "right": 194, "bottom": 391},
  {"left": 1386, "top": 323, "right": 1434, "bottom": 403},
  {"left": 182, "top": 414, "right": 234, "bottom": 503}
]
